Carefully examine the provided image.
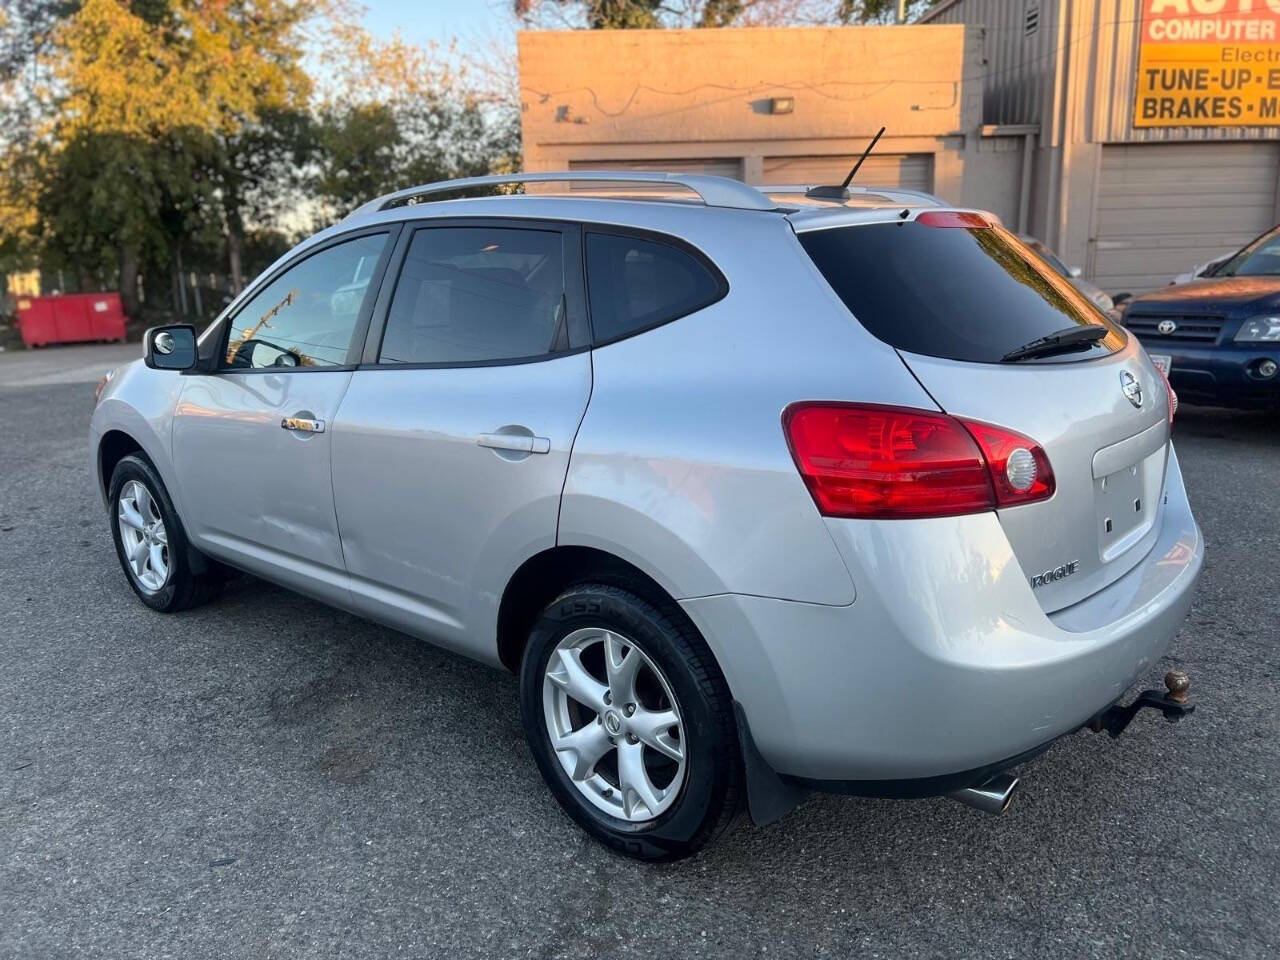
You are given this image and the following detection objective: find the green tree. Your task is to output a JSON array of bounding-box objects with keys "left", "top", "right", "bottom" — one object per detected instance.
[
  {"left": 205, "top": 107, "right": 316, "bottom": 294},
  {"left": 514, "top": 0, "right": 924, "bottom": 28},
  {"left": 310, "top": 22, "right": 513, "bottom": 220}
]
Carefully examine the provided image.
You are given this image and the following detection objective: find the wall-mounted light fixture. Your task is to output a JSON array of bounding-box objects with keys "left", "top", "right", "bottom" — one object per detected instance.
[{"left": 768, "top": 97, "right": 795, "bottom": 115}]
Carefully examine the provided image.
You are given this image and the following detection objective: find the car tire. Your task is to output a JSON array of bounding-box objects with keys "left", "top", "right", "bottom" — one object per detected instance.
[
  {"left": 108, "top": 454, "right": 223, "bottom": 613},
  {"left": 519, "top": 582, "right": 743, "bottom": 861}
]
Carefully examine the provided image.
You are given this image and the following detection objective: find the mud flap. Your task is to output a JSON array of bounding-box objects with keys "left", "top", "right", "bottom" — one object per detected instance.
[{"left": 734, "top": 702, "right": 807, "bottom": 827}]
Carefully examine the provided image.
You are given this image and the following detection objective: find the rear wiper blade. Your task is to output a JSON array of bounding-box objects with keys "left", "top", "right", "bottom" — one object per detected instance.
[{"left": 1001, "top": 324, "right": 1109, "bottom": 362}]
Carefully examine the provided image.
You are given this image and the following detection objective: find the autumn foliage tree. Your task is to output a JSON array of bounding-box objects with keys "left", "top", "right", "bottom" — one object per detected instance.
[{"left": 0, "top": 0, "right": 516, "bottom": 319}]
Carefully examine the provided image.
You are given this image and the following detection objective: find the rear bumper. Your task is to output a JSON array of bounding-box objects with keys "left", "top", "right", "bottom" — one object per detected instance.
[
  {"left": 1136, "top": 338, "right": 1280, "bottom": 407},
  {"left": 680, "top": 445, "right": 1203, "bottom": 783}
]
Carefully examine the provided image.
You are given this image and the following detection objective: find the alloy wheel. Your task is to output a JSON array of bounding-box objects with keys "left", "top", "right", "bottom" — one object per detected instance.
[
  {"left": 542, "top": 627, "right": 687, "bottom": 823},
  {"left": 117, "top": 479, "right": 170, "bottom": 593}
]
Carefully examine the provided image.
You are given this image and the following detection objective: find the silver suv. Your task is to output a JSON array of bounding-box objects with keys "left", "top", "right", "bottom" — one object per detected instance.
[{"left": 90, "top": 172, "right": 1204, "bottom": 860}]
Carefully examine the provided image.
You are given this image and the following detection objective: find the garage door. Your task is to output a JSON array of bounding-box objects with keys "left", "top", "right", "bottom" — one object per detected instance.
[
  {"left": 762, "top": 154, "right": 934, "bottom": 193},
  {"left": 1092, "top": 142, "right": 1280, "bottom": 295}
]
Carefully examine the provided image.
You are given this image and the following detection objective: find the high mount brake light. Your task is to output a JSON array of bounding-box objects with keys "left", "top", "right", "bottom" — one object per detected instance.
[
  {"left": 783, "top": 404, "right": 1055, "bottom": 520},
  {"left": 915, "top": 211, "right": 991, "bottom": 229}
]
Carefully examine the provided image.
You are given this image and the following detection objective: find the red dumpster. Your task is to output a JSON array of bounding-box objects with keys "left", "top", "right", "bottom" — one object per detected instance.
[{"left": 14, "top": 293, "right": 127, "bottom": 347}]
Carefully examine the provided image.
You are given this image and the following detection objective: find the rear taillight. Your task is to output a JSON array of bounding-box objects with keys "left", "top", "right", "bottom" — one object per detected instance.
[
  {"left": 956, "top": 417, "right": 1056, "bottom": 506},
  {"left": 782, "top": 403, "right": 1054, "bottom": 520},
  {"left": 1157, "top": 366, "right": 1177, "bottom": 424}
]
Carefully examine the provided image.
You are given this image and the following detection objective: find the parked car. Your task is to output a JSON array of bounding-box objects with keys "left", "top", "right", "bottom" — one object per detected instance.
[
  {"left": 1020, "top": 236, "right": 1118, "bottom": 318},
  {"left": 90, "top": 172, "right": 1203, "bottom": 860},
  {"left": 1121, "top": 224, "right": 1280, "bottom": 409},
  {"left": 1171, "top": 252, "right": 1233, "bottom": 286}
]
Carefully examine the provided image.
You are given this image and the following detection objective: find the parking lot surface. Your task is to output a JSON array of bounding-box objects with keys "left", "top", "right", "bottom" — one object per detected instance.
[{"left": 2, "top": 344, "right": 1277, "bottom": 959}]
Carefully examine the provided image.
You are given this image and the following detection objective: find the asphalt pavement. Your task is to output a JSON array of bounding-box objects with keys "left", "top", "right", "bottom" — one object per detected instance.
[{"left": 1, "top": 344, "right": 1277, "bottom": 959}]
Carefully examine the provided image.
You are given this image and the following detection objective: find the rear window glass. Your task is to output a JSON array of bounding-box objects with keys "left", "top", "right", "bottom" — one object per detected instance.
[
  {"left": 798, "top": 221, "right": 1126, "bottom": 363},
  {"left": 379, "top": 226, "right": 567, "bottom": 365},
  {"left": 585, "top": 232, "right": 724, "bottom": 343}
]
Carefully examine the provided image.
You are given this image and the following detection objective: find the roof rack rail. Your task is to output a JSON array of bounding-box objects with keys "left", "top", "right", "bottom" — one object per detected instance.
[{"left": 345, "top": 171, "right": 779, "bottom": 220}]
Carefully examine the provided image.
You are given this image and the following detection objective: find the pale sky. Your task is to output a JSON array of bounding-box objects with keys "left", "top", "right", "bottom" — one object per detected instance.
[{"left": 358, "top": 0, "right": 512, "bottom": 60}]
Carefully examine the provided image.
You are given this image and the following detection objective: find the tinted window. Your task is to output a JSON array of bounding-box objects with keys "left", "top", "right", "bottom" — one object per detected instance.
[
  {"left": 380, "top": 227, "right": 567, "bottom": 364},
  {"left": 224, "top": 233, "right": 387, "bottom": 369},
  {"left": 798, "top": 222, "right": 1125, "bottom": 363},
  {"left": 1024, "top": 239, "right": 1072, "bottom": 279},
  {"left": 585, "top": 232, "right": 723, "bottom": 343},
  {"left": 1217, "top": 226, "right": 1280, "bottom": 277}
]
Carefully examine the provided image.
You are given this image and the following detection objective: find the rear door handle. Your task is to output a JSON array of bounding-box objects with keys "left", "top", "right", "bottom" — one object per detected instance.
[
  {"left": 281, "top": 416, "right": 325, "bottom": 434},
  {"left": 477, "top": 432, "right": 551, "bottom": 454}
]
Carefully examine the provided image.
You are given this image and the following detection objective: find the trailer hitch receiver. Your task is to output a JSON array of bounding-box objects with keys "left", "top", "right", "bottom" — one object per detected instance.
[{"left": 1089, "top": 671, "right": 1195, "bottom": 739}]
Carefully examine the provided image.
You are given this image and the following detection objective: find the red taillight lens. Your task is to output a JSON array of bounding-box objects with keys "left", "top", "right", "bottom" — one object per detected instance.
[
  {"left": 783, "top": 404, "right": 995, "bottom": 519},
  {"left": 1157, "top": 367, "right": 1178, "bottom": 424},
  {"left": 955, "top": 417, "right": 1055, "bottom": 506},
  {"left": 783, "top": 404, "right": 1055, "bottom": 519}
]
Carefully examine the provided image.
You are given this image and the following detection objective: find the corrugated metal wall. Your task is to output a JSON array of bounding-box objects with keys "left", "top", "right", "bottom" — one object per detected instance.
[
  {"left": 923, "top": 0, "right": 1058, "bottom": 127},
  {"left": 926, "top": 0, "right": 1280, "bottom": 143}
]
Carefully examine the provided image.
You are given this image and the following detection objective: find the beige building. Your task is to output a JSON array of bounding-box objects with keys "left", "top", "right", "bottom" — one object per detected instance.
[
  {"left": 517, "top": 25, "right": 1033, "bottom": 231},
  {"left": 518, "top": 5, "right": 1280, "bottom": 294}
]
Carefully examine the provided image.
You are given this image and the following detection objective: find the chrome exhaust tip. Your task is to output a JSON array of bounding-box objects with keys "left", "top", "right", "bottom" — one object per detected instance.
[{"left": 947, "top": 772, "right": 1019, "bottom": 815}]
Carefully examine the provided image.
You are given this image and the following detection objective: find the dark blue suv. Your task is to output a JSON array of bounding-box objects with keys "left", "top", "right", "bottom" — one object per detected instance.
[{"left": 1121, "top": 225, "right": 1280, "bottom": 409}]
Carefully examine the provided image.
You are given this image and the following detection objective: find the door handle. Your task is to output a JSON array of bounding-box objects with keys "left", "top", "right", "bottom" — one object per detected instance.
[
  {"left": 281, "top": 416, "right": 325, "bottom": 434},
  {"left": 477, "top": 432, "right": 551, "bottom": 454}
]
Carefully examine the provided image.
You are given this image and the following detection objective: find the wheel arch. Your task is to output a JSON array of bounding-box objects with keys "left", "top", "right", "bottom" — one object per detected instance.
[
  {"left": 496, "top": 545, "right": 700, "bottom": 676},
  {"left": 98, "top": 429, "right": 146, "bottom": 499},
  {"left": 500, "top": 545, "right": 800, "bottom": 833}
]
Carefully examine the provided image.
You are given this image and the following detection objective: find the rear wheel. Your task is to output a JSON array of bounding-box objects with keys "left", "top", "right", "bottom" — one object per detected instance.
[
  {"left": 108, "top": 454, "right": 222, "bottom": 612},
  {"left": 519, "top": 583, "right": 742, "bottom": 861}
]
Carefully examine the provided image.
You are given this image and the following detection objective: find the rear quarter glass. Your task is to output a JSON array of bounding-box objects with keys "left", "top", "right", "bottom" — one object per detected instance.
[{"left": 798, "top": 221, "right": 1126, "bottom": 364}]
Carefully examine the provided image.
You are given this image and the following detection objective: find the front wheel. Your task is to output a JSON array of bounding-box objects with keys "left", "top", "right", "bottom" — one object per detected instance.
[
  {"left": 108, "top": 454, "right": 221, "bottom": 613},
  {"left": 519, "top": 583, "right": 743, "bottom": 861}
]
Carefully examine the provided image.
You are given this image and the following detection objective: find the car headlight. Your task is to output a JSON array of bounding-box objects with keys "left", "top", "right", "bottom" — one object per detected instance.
[{"left": 1235, "top": 315, "right": 1280, "bottom": 342}]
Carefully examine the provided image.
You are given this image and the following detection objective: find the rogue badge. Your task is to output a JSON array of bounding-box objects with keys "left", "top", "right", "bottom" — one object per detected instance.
[{"left": 1031, "top": 560, "right": 1080, "bottom": 589}]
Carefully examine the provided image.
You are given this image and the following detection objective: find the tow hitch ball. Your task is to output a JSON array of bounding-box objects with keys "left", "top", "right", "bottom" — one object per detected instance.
[{"left": 1089, "top": 670, "right": 1195, "bottom": 739}]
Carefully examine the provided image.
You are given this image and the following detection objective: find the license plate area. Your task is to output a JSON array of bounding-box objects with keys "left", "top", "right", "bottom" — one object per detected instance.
[{"left": 1095, "top": 448, "right": 1165, "bottom": 562}]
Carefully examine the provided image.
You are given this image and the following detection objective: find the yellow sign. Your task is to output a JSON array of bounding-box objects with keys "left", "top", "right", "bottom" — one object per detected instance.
[{"left": 1135, "top": 0, "right": 1280, "bottom": 127}]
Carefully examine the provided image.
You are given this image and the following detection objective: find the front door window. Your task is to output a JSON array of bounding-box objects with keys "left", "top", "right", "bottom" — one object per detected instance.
[{"left": 224, "top": 233, "right": 389, "bottom": 369}]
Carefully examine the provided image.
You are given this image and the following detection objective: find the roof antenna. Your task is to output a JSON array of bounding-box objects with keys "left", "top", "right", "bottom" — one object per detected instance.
[
  {"left": 841, "top": 126, "right": 886, "bottom": 189},
  {"left": 805, "top": 126, "right": 887, "bottom": 200}
]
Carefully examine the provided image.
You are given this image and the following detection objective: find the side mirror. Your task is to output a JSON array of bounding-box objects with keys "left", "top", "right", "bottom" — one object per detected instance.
[
  {"left": 1069, "top": 266, "right": 1083, "bottom": 279},
  {"left": 143, "top": 324, "right": 198, "bottom": 371}
]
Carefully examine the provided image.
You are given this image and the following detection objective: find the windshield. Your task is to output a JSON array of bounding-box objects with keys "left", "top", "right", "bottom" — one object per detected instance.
[
  {"left": 798, "top": 220, "right": 1126, "bottom": 364},
  {"left": 1216, "top": 227, "right": 1280, "bottom": 277}
]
